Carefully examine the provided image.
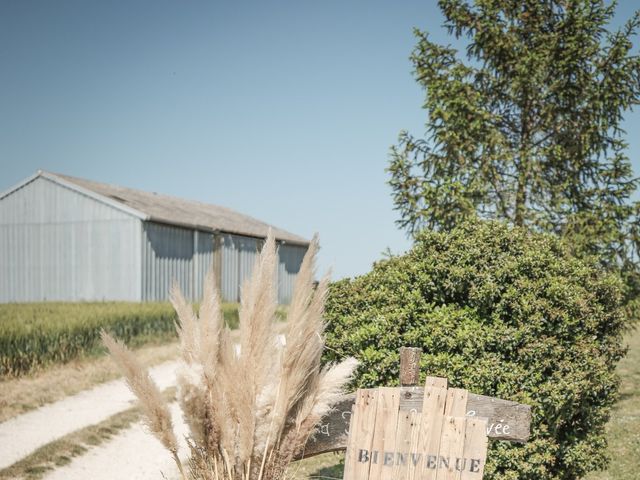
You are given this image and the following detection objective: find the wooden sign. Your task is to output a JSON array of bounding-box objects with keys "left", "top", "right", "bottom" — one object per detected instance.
[
  {"left": 297, "top": 348, "right": 531, "bottom": 461},
  {"left": 343, "top": 381, "right": 490, "bottom": 480}
]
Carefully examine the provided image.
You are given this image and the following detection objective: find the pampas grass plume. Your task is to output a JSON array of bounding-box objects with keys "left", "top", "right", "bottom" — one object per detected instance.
[
  {"left": 103, "top": 231, "right": 356, "bottom": 480},
  {"left": 100, "top": 331, "right": 185, "bottom": 478}
]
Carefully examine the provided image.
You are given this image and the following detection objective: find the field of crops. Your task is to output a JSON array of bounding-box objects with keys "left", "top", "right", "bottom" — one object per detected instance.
[{"left": 0, "top": 302, "right": 241, "bottom": 377}]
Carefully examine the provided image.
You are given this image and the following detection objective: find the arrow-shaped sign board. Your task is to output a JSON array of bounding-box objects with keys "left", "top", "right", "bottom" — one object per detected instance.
[{"left": 297, "top": 348, "right": 532, "bottom": 460}]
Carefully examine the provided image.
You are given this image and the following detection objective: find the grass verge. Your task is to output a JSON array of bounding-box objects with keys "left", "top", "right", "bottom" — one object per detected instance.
[
  {"left": 0, "top": 341, "right": 179, "bottom": 422},
  {"left": 288, "top": 453, "right": 344, "bottom": 480},
  {"left": 0, "top": 314, "right": 288, "bottom": 423},
  {"left": 586, "top": 327, "right": 640, "bottom": 480}
]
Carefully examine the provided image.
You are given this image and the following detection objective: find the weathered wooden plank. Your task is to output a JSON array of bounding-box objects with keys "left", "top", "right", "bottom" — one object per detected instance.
[
  {"left": 465, "top": 392, "right": 531, "bottom": 440},
  {"left": 390, "top": 408, "right": 420, "bottom": 480},
  {"left": 460, "top": 417, "right": 489, "bottom": 480},
  {"left": 400, "top": 345, "right": 423, "bottom": 480},
  {"left": 406, "top": 410, "right": 423, "bottom": 480},
  {"left": 445, "top": 388, "right": 469, "bottom": 417},
  {"left": 342, "top": 394, "right": 360, "bottom": 480},
  {"left": 417, "top": 385, "right": 448, "bottom": 480},
  {"left": 436, "top": 416, "right": 466, "bottom": 480},
  {"left": 425, "top": 376, "right": 448, "bottom": 389},
  {"left": 399, "top": 386, "right": 424, "bottom": 411},
  {"left": 298, "top": 388, "right": 530, "bottom": 459},
  {"left": 344, "top": 389, "right": 379, "bottom": 480},
  {"left": 368, "top": 387, "right": 401, "bottom": 480}
]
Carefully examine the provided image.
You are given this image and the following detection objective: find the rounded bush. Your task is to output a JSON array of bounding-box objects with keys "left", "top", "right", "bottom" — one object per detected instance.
[{"left": 324, "top": 221, "right": 625, "bottom": 480}]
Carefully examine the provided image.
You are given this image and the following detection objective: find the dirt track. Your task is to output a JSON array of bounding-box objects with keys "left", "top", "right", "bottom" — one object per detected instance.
[
  {"left": 1, "top": 338, "right": 282, "bottom": 478},
  {"left": 0, "top": 360, "right": 178, "bottom": 471},
  {"left": 42, "top": 402, "right": 188, "bottom": 480}
]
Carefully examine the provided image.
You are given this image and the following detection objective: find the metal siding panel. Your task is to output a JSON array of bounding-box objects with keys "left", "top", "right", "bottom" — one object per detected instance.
[
  {"left": 140, "top": 222, "right": 194, "bottom": 301},
  {"left": 0, "top": 176, "right": 141, "bottom": 302},
  {"left": 221, "top": 234, "right": 238, "bottom": 302},
  {"left": 215, "top": 234, "right": 307, "bottom": 304},
  {"left": 141, "top": 223, "right": 152, "bottom": 301},
  {"left": 193, "top": 230, "right": 213, "bottom": 300},
  {"left": 277, "top": 244, "right": 308, "bottom": 304},
  {"left": 219, "top": 234, "right": 261, "bottom": 303},
  {"left": 238, "top": 236, "right": 259, "bottom": 301}
]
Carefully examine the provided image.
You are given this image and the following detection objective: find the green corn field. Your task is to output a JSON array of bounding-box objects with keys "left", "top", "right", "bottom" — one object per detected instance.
[{"left": 0, "top": 302, "right": 242, "bottom": 377}]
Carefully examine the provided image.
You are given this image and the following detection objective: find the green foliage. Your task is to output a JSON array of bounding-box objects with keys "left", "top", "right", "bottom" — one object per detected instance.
[
  {"left": 324, "top": 221, "right": 626, "bottom": 480},
  {"left": 388, "top": 0, "right": 640, "bottom": 319},
  {"left": 0, "top": 302, "right": 240, "bottom": 377}
]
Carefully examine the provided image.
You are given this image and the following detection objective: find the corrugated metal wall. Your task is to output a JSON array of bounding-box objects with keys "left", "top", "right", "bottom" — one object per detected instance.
[
  {"left": 138, "top": 226, "right": 308, "bottom": 303},
  {"left": 277, "top": 243, "right": 307, "bottom": 304},
  {"left": 193, "top": 230, "right": 214, "bottom": 300},
  {"left": 0, "top": 176, "right": 142, "bottom": 302},
  {"left": 219, "top": 234, "right": 261, "bottom": 302},
  {"left": 219, "top": 233, "right": 307, "bottom": 304},
  {"left": 142, "top": 223, "right": 190, "bottom": 301},
  {"left": 141, "top": 223, "right": 214, "bottom": 302},
  {"left": 0, "top": 176, "right": 308, "bottom": 304}
]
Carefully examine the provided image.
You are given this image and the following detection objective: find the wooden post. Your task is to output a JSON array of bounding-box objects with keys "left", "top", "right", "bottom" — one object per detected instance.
[{"left": 399, "top": 347, "right": 422, "bottom": 386}]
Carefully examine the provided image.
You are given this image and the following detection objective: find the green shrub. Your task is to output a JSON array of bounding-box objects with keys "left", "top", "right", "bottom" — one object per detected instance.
[
  {"left": 0, "top": 302, "right": 241, "bottom": 377},
  {"left": 324, "top": 221, "right": 626, "bottom": 480}
]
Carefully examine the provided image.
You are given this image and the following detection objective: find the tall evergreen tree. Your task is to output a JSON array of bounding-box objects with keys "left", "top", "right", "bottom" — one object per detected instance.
[{"left": 388, "top": 0, "right": 640, "bottom": 316}]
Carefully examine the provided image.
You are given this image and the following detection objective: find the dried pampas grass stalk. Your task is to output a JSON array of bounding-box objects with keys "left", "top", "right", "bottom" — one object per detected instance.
[
  {"left": 100, "top": 331, "right": 186, "bottom": 479},
  {"left": 103, "top": 231, "right": 357, "bottom": 480}
]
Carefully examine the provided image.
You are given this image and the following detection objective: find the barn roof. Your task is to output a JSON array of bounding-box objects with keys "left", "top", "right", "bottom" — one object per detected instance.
[{"left": 5, "top": 171, "right": 309, "bottom": 245}]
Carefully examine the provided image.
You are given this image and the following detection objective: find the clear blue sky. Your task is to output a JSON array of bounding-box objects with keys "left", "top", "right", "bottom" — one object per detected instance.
[{"left": 1, "top": 1, "right": 638, "bottom": 280}]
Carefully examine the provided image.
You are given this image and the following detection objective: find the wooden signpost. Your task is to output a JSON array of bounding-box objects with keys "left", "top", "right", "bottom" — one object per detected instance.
[
  {"left": 343, "top": 381, "right": 489, "bottom": 479},
  {"left": 297, "top": 347, "right": 532, "bottom": 480}
]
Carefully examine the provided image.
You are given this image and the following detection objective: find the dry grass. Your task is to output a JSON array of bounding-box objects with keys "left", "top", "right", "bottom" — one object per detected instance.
[
  {"left": 286, "top": 453, "right": 343, "bottom": 480},
  {"left": 0, "top": 341, "right": 179, "bottom": 423},
  {"left": 104, "top": 232, "right": 357, "bottom": 480},
  {"left": 585, "top": 327, "right": 640, "bottom": 480}
]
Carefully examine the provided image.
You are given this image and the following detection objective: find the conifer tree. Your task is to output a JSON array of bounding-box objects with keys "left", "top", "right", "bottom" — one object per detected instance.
[{"left": 388, "top": 0, "right": 640, "bottom": 316}]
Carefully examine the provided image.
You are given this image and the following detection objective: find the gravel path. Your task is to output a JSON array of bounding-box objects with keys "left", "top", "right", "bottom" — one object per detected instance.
[
  {"left": 42, "top": 402, "right": 188, "bottom": 480},
  {"left": 0, "top": 360, "right": 179, "bottom": 470},
  {"left": 1, "top": 338, "right": 273, "bottom": 476}
]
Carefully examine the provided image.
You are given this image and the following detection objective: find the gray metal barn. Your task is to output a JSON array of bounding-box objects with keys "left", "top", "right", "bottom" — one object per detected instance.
[{"left": 0, "top": 171, "right": 309, "bottom": 304}]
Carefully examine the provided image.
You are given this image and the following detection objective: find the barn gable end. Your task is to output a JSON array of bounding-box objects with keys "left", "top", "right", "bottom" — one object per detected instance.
[{"left": 0, "top": 174, "right": 143, "bottom": 302}]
